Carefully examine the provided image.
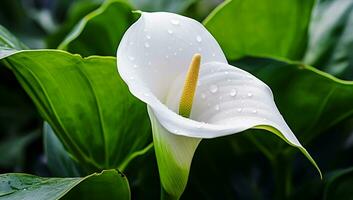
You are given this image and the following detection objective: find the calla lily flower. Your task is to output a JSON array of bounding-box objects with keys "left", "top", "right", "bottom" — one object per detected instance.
[{"left": 117, "top": 12, "right": 320, "bottom": 199}]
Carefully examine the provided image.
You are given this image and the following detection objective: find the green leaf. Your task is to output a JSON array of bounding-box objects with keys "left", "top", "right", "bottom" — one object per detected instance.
[
  {"left": 0, "top": 169, "right": 130, "bottom": 200},
  {"left": 304, "top": 0, "right": 353, "bottom": 80},
  {"left": 204, "top": 0, "right": 315, "bottom": 60},
  {"left": 1, "top": 49, "right": 151, "bottom": 173},
  {"left": 58, "top": 0, "right": 137, "bottom": 56},
  {"left": 43, "top": 122, "right": 81, "bottom": 177},
  {"left": 324, "top": 167, "right": 353, "bottom": 200}
]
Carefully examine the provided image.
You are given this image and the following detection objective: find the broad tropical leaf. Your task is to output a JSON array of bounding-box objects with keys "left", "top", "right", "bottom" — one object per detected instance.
[
  {"left": 0, "top": 170, "right": 130, "bottom": 200},
  {"left": 204, "top": 0, "right": 315, "bottom": 60},
  {"left": 1, "top": 49, "right": 151, "bottom": 173}
]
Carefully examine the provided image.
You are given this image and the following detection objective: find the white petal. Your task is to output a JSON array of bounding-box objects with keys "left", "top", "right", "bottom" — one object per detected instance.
[
  {"left": 117, "top": 12, "right": 226, "bottom": 105},
  {"left": 163, "top": 61, "right": 301, "bottom": 146}
]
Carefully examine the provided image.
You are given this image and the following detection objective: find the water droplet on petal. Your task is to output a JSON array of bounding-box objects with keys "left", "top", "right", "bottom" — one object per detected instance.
[
  {"left": 171, "top": 19, "right": 180, "bottom": 25},
  {"left": 201, "top": 93, "right": 206, "bottom": 99},
  {"left": 252, "top": 110, "right": 258, "bottom": 114},
  {"left": 214, "top": 104, "right": 220, "bottom": 111},
  {"left": 196, "top": 35, "right": 202, "bottom": 42},
  {"left": 128, "top": 56, "right": 135, "bottom": 61},
  {"left": 174, "top": 129, "right": 179, "bottom": 133},
  {"left": 144, "top": 93, "right": 150, "bottom": 97},
  {"left": 247, "top": 93, "right": 253, "bottom": 97},
  {"left": 144, "top": 42, "right": 150, "bottom": 48},
  {"left": 209, "top": 85, "right": 218, "bottom": 93},
  {"left": 230, "top": 89, "right": 237, "bottom": 97},
  {"left": 237, "top": 108, "right": 242, "bottom": 112},
  {"left": 146, "top": 35, "right": 151, "bottom": 39},
  {"left": 224, "top": 71, "right": 229, "bottom": 75},
  {"left": 133, "top": 64, "right": 139, "bottom": 68},
  {"left": 167, "top": 29, "right": 173, "bottom": 34},
  {"left": 212, "top": 53, "right": 216, "bottom": 57},
  {"left": 165, "top": 55, "right": 169, "bottom": 59}
]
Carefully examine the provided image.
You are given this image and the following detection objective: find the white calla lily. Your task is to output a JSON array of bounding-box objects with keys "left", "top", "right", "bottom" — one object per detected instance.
[{"left": 117, "top": 12, "right": 320, "bottom": 199}]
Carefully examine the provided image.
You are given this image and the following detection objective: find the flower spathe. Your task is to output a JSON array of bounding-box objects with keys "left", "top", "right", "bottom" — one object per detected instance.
[{"left": 117, "top": 12, "right": 320, "bottom": 199}]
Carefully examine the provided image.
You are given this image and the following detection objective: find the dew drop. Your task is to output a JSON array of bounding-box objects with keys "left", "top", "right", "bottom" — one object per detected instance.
[
  {"left": 133, "top": 64, "right": 139, "bottom": 68},
  {"left": 196, "top": 35, "right": 202, "bottom": 42},
  {"left": 214, "top": 104, "right": 220, "bottom": 111},
  {"left": 144, "top": 93, "right": 150, "bottom": 97},
  {"left": 224, "top": 71, "right": 229, "bottom": 75},
  {"left": 201, "top": 93, "right": 206, "bottom": 99},
  {"left": 230, "top": 89, "right": 237, "bottom": 97},
  {"left": 174, "top": 129, "right": 179, "bottom": 133},
  {"left": 146, "top": 35, "right": 151, "bottom": 39},
  {"left": 128, "top": 56, "right": 135, "bottom": 61},
  {"left": 144, "top": 42, "right": 150, "bottom": 48},
  {"left": 167, "top": 29, "right": 173, "bottom": 34},
  {"left": 247, "top": 93, "right": 253, "bottom": 97},
  {"left": 237, "top": 108, "right": 242, "bottom": 112},
  {"left": 252, "top": 110, "right": 258, "bottom": 114},
  {"left": 212, "top": 53, "right": 216, "bottom": 57},
  {"left": 165, "top": 55, "right": 169, "bottom": 59},
  {"left": 129, "top": 76, "right": 135, "bottom": 80},
  {"left": 171, "top": 19, "right": 180, "bottom": 25},
  {"left": 209, "top": 84, "right": 218, "bottom": 93}
]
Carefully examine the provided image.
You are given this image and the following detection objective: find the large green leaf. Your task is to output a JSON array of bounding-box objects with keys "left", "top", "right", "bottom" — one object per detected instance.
[
  {"left": 204, "top": 0, "right": 315, "bottom": 60},
  {"left": 0, "top": 169, "right": 130, "bottom": 200},
  {"left": 304, "top": 0, "right": 353, "bottom": 80},
  {"left": 58, "top": 0, "right": 137, "bottom": 57},
  {"left": 1, "top": 49, "right": 151, "bottom": 173}
]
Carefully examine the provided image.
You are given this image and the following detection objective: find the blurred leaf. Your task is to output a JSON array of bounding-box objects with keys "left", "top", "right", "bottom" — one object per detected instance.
[
  {"left": 58, "top": 0, "right": 137, "bottom": 56},
  {"left": 0, "top": 169, "right": 130, "bottom": 200},
  {"left": 46, "top": 0, "right": 102, "bottom": 48},
  {"left": 204, "top": 0, "right": 315, "bottom": 60},
  {"left": 1, "top": 49, "right": 151, "bottom": 174},
  {"left": 0, "top": 131, "right": 40, "bottom": 169},
  {"left": 129, "top": 0, "right": 196, "bottom": 13},
  {"left": 304, "top": 0, "right": 353, "bottom": 80},
  {"left": 324, "top": 167, "right": 353, "bottom": 200},
  {"left": 0, "top": 25, "right": 28, "bottom": 59},
  {"left": 43, "top": 122, "right": 81, "bottom": 177}
]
